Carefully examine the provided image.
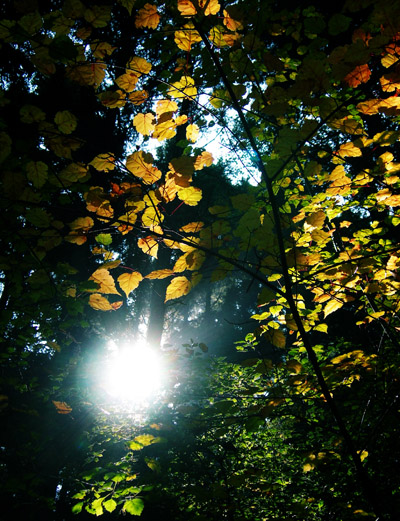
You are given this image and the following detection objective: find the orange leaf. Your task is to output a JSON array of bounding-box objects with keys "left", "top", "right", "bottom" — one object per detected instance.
[
  {"left": 135, "top": 3, "right": 160, "bottom": 29},
  {"left": 344, "top": 64, "right": 371, "bottom": 88},
  {"left": 52, "top": 401, "right": 72, "bottom": 414},
  {"left": 165, "top": 276, "right": 192, "bottom": 302}
]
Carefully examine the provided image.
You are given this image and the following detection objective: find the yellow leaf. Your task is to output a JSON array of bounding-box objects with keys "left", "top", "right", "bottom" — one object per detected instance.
[
  {"left": 142, "top": 206, "right": 164, "bottom": 228},
  {"left": 168, "top": 76, "right": 197, "bottom": 99},
  {"left": 156, "top": 99, "right": 178, "bottom": 117},
  {"left": 89, "top": 152, "right": 115, "bottom": 172},
  {"left": 135, "top": 3, "right": 160, "bottom": 29},
  {"left": 177, "top": 0, "right": 196, "bottom": 16},
  {"left": 209, "top": 25, "right": 239, "bottom": 48},
  {"left": 128, "top": 90, "right": 148, "bottom": 105},
  {"left": 146, "top": 269, "right": 174, "bottom": 279},
  {"left": 54, "top": 110, "right": 77, "bottom": 134},
  {"left": 133, "top": 113, "right": 155, "bottom": 136},
  {"left": 152, "top": 118, "right": 177, "bottom": 141},
  {"left": 115, "top": 73, "right": 138, "bottom": 92},
  {"left": 118, "top": 271, "right": 143, "bottom": 297},
  {"left": 89, "top": 293, "right": 122, "bottom": 311},
  {"left": 199, "top": 0, "right": 220, "bottom": 15},
  {"left": 126, "top": 56, "right": 152, "bottom": 75},
  {"left": 177, "top": 186, "right": 202, "bottom": 206},
  {"left": 323, "top": 299, "right": 344, "bottom": 318},
  {"left": 126, "top": 151, "right": 162, "bottom": 184},
  {"left": 304, "top": 211, "right": 326, "bottom": 231},
  {"left": 186, "top": 123, "right": 199, "bottom": 143},
  {"left": 194, "top": 151, "right": 213, "bottom": 170},
  {"left": 138, "top": 236, "right": 159, "bottom": 258},
  {"left": 90, "top": 268, "right": 121, "bottom": 295},
  {"left": 174, "top": 22, "right": 201, "bottom": 51},
  {"left": 165, "top": 276, "right": 192, "bottom": 302},
  {"left": 336, "top": 141, "right": 362, "bottom": 158},
  {"left": 69, "top": 216, "right": 94, "bottom": 231},
  {"left": 179, "top": 221, "right": 204, "bottom": 233}
]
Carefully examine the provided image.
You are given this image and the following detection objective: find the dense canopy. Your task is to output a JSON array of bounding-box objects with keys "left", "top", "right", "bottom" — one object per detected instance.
[{"left": 1, "top": 0, "right": 400, "bottom": 520}]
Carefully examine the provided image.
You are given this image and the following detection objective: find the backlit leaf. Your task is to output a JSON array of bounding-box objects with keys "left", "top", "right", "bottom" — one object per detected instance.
[
  {"left": 174, "top": 22, "right": 201, "bottom": 51},
  {"left": 89, "top": 293, "right": 121, "bottom": 311},
  {"left": 146, "top": 269, "right": 174, "bottom": 279},
  {"left": 323, "top": 298, "right": 344, "bottom": 318},
  {"left": 126, "top": 151, "right": 162, "bottom": 184},
  {"left": 135, "top": 3, "right": 160, "bottom": 29},
  {"left": 165, "top": 276, "right": 192, "bottom": 301},
  {"left": 103, "top": 499, "right": 117, "bottom": 513},
  {"left": 177, "top": 186, "right": 202, "bottom": 206},
  {"left": 186, "top": 123, "right": 199, "bottom": 143},
  {"left": 90, "top": 268, "right": 121, "bottom": 295},
  {"left": 118, "top": 272, "right": 143, "bottom": 297},
  {"left": 344, "top": 64, "right": 371, "bottom": 88},
  {"left": 89, "top": 152, "right": 115, "bottom": 172},
  {"left": 52, "top": 400, "right": 72, "bottom": 414},
  {"left": 138, "top": 236, "right": 159, "bottom": 258},
  {"left": 123, "top": 498, "right": 144, "bottom": 516},
  {"left": 126, "top": 56, "right": 152, "bottom": 75},
  {"left": 168, "top": 76, "right": 197, "bottom": 99},
  {"left": 133, "top": 113, "right": 155, "bottom": 136}
]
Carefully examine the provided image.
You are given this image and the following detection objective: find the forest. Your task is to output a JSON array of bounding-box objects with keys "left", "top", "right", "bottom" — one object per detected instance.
[{"left": 1, "top": 0, "right": 400, "bottom": 519}]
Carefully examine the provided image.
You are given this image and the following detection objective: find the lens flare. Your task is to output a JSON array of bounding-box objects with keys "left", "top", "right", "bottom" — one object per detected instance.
[{"left": 102, "top": 342, "right": 163, "bottom": 404}]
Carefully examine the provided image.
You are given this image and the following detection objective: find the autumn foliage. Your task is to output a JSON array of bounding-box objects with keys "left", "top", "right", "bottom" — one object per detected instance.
[{"left": 1, "top": 0, "right": 400, "bottom": 519}]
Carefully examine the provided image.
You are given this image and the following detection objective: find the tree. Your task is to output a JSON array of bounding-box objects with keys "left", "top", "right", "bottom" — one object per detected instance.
[{"left": 2, "top": 0, "right": 400, "bottom": 519}]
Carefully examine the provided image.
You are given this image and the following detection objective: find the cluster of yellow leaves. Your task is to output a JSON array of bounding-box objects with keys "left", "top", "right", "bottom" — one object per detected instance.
[{"left": 177, "top": 0, "right": 220, "bottom": 17}]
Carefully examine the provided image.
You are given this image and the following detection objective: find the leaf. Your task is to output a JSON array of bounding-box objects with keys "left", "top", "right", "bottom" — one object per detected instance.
[
  {"left": 138, "top": 236, "right": 159, "bottom": 258},
  {"left": 344, "top": 64, "right": 371, "bottom": 88},
  {"left": 156, "top": 99, "right": 178, "bottom": 116},
  {"left": 52, "top": 400, "right": 72, "bottom": 414},
  {"left": 95, "top": 233, "right": 112, "bottom": 246},
  {"left": 126, "top": 151, "right": 162, "bottom": 184},
  {"left": 186, "top": 123, "right": 199, "bottom": 143},
  {"left": 126, "top": 56, "right": 152, "bottom": 75},
  {"left": 89, "top": 152, "right": 115, "bottom": 172},
  {"left": 177, "top": 186, "right": 202, "bottom": 206},
  {"left": 90, "top": 268, "right": 121, "bottom": 295},
  {"left": 54, "top": 110, "right": 78, "bottom": 135},
  {"left": 323, "top": 299, "right": 344, "bottom": 318},
  {"left": 89, "top": 293, "right": 122, "bottom": 311},
  {"left": 174, "top": 22, "right": 201, "bottom": 51},
  {"left": 123, "top": 498, "right": 144, "bottom": 516},
  {"left": 133, "top": 113, "right": 155, "bottom": 136},
  {"left": 135, "top": 3, "right": 160, "bottom": 29},
  {"left": 115, "top": 73, "right": 139, "bottom": 92},
  {"left": 69, "top": 216, "right": 94, "bottom": 231},
  {"left": 165, "top": 276, "right": 192, "bottom": 302},
  {"left": 146, "top": 269, "right": 174, "bottom": 279},
  {"left": 168, "top": 76, "right": 197, "bottom": 99},
  {"left": 118, "top": 271, "right": 143, "bottom": 297},
  {"left": 134, "top": 434, "right": 155, "bottom": 446},
  {"left": 103, "top": 499, "right": 117, "bottom": 513},
  {"left": 26, "top": 160, "right": 48, "bottom": 188}
]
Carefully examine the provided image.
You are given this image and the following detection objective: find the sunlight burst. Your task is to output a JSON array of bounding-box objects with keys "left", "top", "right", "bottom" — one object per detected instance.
[{"left": 102, "top": 341, "right": 164, "bottom": 405}]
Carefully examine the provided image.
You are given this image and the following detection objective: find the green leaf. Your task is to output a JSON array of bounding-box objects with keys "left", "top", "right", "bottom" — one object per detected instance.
[
  {"left": 103, "top": 498, "right": 117, "bottom": 513},
  {"left": 95, "top": 233, "right": 112, "bottom": 245},
  {"left": 72, "top": 502, "right": 84, "bottom": 514},
  {"left": 123, "top": 498, "right": 144, "bottom": 516}
]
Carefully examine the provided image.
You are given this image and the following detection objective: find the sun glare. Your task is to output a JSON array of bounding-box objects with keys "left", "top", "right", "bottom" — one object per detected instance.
[{"left": 102, "top": 341, "right": 164, "bottom": 405}]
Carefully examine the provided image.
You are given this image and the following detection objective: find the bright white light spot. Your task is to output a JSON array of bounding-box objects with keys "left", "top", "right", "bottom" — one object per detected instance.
[{"left": 102, "top": 342, "right": 163, "bottom": 405}]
